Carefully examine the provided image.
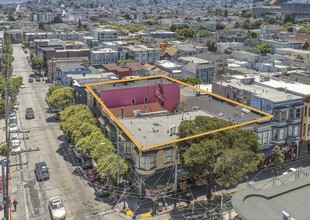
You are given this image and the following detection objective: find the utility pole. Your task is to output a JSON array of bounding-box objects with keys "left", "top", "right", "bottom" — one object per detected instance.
[
  {"left": 3, "top": 31, "right": 12, "bottom": 220},
  {"left": 117, "top": 137, "right": 120, "bottom": 188},
  {"left": 174, "top": 149, "right": 178, "bottom": 208}
]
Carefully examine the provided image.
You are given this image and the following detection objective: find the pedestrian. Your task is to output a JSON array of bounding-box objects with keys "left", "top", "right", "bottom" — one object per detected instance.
[{"left": 12, "top": 199, "right": 18, "bottom": 212}]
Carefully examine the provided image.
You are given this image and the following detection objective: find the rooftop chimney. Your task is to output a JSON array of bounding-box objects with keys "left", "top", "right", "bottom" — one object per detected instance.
[{"left": 121, "top": 107, "right": 124, "bottom": 119}]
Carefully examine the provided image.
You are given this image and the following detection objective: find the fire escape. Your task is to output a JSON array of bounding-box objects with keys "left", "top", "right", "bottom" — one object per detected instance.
[{"left": 155, "top": 82, "right": 165, "bottom": 108}]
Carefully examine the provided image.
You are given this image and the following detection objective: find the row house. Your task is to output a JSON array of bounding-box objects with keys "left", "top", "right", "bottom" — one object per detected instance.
[
  {"left": 91, "top": 28, "right": 118, "bottom": 42},
  {"left": 177, "top": 57, "right": 215, "bottom": 84},
  {"left": 212, "top": 77, "right": 303, "bottom": 165},
  {"left": 90, "top": 48, "right": 118, "bottom": 65},
  {"left": 275, "top": 48, "right": 310, "bottom": 65},
  {"left": 55, "top": 63, "right": 91, "bottom": 86},
  {"left": 46, "top": 56, "right": 89, "bottom": 84},
  {"left": 124, "top": 45, "right": 160, "bottom": 64},
  {"left": 24, "top": 32, "right": 87, "bottom": 42},
  {"left": 257, "top": 78, "right": 310, "bottom": 157},
  {"left": 260, "top": 39, "right": 303, "bottom": 54},
  {"left": 102, "top": 62, "right": 147, "bottom": 79}
]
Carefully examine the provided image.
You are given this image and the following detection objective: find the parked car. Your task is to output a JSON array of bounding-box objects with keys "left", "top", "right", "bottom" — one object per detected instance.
[
  {"left": 54, "top": 112, "right": 61, "bottom": 120},
  {"left": 28, "top": 78, "right": 34, "bottom": 83},
  {"left": 25, "top": 107, "right": 34, "bottom": 119},
  {"left": 10, "top": 132, "right": 19, "bottom": 141},
  {"left": 49, "top": 196, "right": 66, "bottom": 220},
  {"left": 20, "top": 84, "right": 26, "bottom": 88},
  {"left": 72, "top": 148, "right": 82, "bottom": 160},
  {"left": 9, "top": 122, "right": 18, "bottom": 132},
  {"left": 35, "top": 77, "right": 40, "bottom": 82},
  {"left": 283, "top": 168, "right": 297, "bottom": 175},
  {"left": 11, "top": 140, "right": 21, "bottom": 155},
  {"left": 35, "top": 162, "right": 50, "bottom": 181},
  {"left": 9, "top": 112, "right": 16, "bottom": 118}
]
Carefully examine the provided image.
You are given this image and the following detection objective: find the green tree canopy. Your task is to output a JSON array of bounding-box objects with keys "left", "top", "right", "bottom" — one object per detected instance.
[
  {"left": 256, "top": 43, "right": 271, "bottom": 55},
  {"left": 76, "top": 131, "right": 106, "bottom": 153},
  {"left": 90, "top": 138, "right": 115, "bottom": 161},
  {"left": 47, "top": 87, "right": 74, "bottom": 110},
  {"left": 97, "top": 154, "right": 128, "bottom": 184},
  {"left": 60, "top": 104, "right": 90, "bottom": 123},
  {"left": 71, "top": 122, "right": 101, "bottom": 144},
  {"left": 46, "top": 85, "right": 64, "bottom": 97},
  {"left": 180, "top": 76, "right": 203, "bottom": 86},
  {"left": 60, "top": 108, "right": 96, "bottom": 142},
  {"left": 272, "top": 145, "right": 284, "bottom": 176},
  {"left": 30, "top": 53, "right": 44, "bottom": 70},
  {"left": 177, "top": 116, "right": 263, "bottom": 199}
]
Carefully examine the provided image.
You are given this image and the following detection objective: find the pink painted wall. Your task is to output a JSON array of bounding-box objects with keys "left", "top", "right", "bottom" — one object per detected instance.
[
  {"left": 100, "top": 83, "right": 180, "bottom": 112},
  {"left": 100, "top": 86, "right": 157, "bottom": 108},
  {"left": 160, "top": 83, "right": 180, "bottom": 112}
]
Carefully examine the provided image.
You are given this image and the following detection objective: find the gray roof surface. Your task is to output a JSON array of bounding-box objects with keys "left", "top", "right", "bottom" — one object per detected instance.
[
  {"left": 118, "top": 92, "right": 260, "bottom": 148},
  {"left": 232, "top": 175, "right": 310, "bottom": 220},
  {"left": 119, "top": 110, "right": 212, "bottom": 148},
  {"left": 92, "top": 77, "right": 173, "bottom": 91},
  {"left": 220, "top": 79, "right": 303, "bottom": 103}
]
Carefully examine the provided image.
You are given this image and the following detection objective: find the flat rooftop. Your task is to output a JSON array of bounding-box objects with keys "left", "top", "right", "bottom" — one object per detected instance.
[
  {"left": 86, "top": 75, "right": 272, "bottom": 152},
  {"left": 91, "top": 77, "right": 173, "bottom": 92},
  {"left": 120, "top": 110, "right": 212, "bottom": 148},
  {"left": 221, "top": 78, "right": 303, "bottom": 102},
  {"left": 232, "top": 175, "right": 310, "bottom": 220}
]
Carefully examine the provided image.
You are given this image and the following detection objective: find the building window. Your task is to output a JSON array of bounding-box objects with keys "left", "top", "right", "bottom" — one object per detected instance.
[
  {"left": 164, "top": 149, "right": 173, "bottom": 163},
  {"left": 144, "top": 96, "right": 148, "bottom": 103},
  {"left": 272, "top": 128, "right": 287, "bottom": 141},
  {"left": 308, "top": 125, "right": 310, "bottom": 136},
  {"left": 131, "top": 98, "right": 136, "bottom": 105},
  {"left": 124, "top": 142, "right": 132, "bottom": 155},
  {"left": 296, "top": 108, "right": 301, "bottom": 119},
  {"left": 138, "top": 155, "right": 156, "bottom": 170},
  {"left": 305, "top": 106, "right": 308, "bottom": 117},
  {"left": 274, "top": 111, "right": 280, "bottom": 121},
  {"left": 289, "top": 109, "right": 294, "bottom": 119},
  {"left": 281, "top": 111, "right": 287, "bottom": 121},
  {"left": 303, "top": 124, "right": 306, "bottom": 136}
]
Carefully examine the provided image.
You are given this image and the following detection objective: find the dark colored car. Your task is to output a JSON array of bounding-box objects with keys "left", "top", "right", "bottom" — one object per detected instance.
[
  {"left": 35, "top": 162, "right": 50, "bottom": 181},
  {"left": 25, "top": 107, "right": 34, "bottom": 119},
  {"left": 28, "top": 78, "right": 34, "bottom": 83},
  {"left": 35, "top": 77, "right": 40, "bottom": 82}
]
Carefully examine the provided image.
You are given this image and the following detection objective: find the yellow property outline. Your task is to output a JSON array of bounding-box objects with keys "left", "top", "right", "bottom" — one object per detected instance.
[{"left": 85, "top": 75, "right": 273, "bottom": 153}]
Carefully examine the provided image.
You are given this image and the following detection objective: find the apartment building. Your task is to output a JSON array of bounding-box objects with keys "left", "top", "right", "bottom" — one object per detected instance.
[
  {"left": 86, "top": 76, "right": 270, "bottom": 197},
  {"left": 275, "top": 48, "right": 310, "bottom": 65},
  {"left": 213, "top": 77, "right": 303, "bottom": 164},
  {"left": 125, "top": 45, "right": 160, "bottom": 64},
  {"left": 90, "top": 48, "right": 118, "bottom": 65},
  {"left": 178, "top": 57, "right": 215, "bottom": 84},
  {"left": 92, "top": 28, "right": 118, "bottom": 42}
]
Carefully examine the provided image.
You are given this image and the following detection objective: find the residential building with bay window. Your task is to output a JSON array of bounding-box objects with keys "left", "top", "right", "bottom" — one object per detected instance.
[
  {"left": 85, "top": 75, "right": 271, "bottom": 198},
  {"left": 212, "top": 76, "right": 304, "bottom": 166}
]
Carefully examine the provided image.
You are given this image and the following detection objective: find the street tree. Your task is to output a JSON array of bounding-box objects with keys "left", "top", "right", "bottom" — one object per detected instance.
[
  {"left": 177, "top": 116, "right": 263, "bottom": 200},
  {"left": 97, "top": 153, "right": 128, "bottom": 184},
  {"left": 47, "top": 87, "right": 74, "bottom": 110},
  {"left": 60, "top": 104, "right": 90, "bottom": 123},
  {"left": 272, "top": 145, "right": 284, "bottom": 176},
  {"left": 60, "top": 109, "right": 96, "bottom": 142},
  {"left": 30, "top": 53, "right": 44, "bottom": 71},
  {"left": 72, "top": 122, "right": 101, "bottom": 144},
  {"left": 46, "top": 85, "right": 64, "bottom": 97},
  {"left": 90, "top": 139, "right": 115, "bottom": 160},
  {"left": 76, "top": 131, "right": 107, "bottom": 153}
]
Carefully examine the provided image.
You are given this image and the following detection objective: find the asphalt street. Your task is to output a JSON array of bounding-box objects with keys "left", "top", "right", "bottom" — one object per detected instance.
[{"left": 9, "top": 44, "right": 114, "bottom": 220}]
